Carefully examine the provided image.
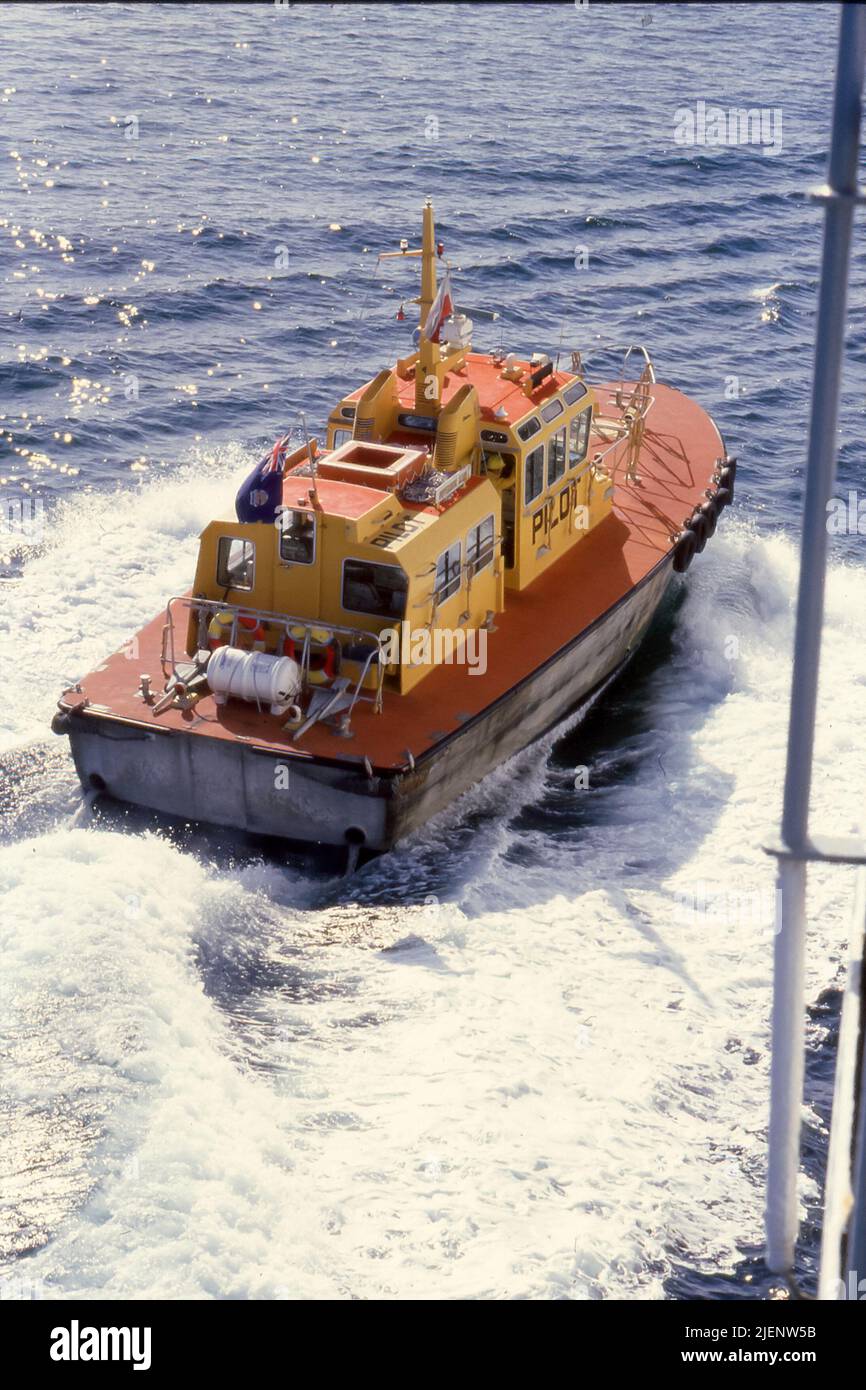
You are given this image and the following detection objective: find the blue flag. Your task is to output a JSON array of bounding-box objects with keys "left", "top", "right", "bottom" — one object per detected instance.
[{"left": 235, "top": 450, "right": 283, "bottom": 524}]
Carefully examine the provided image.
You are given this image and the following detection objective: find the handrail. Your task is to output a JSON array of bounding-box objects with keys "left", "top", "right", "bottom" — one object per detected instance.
[
  {"left": 590, "top": 345, "right": 657, "bottom": 484},
  {"left": 619, "top": 344, "right": 656, "bottom": 393},
  {"left": 169, "top": 594, "right": 384, "bottom": 653},
  {"left": 160, "top": 595, "right": 387, "bottom": 725},
  {"left": 592, "top": 394, "right": 656, "bottom": 482}
]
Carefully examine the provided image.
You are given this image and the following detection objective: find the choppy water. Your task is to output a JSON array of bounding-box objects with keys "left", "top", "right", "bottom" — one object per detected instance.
[{"left": 1, "top": 1, "right": 864, "bottom": 1300}]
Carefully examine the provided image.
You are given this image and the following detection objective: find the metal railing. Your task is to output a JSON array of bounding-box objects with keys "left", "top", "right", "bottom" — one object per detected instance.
[
  {"left": 160, "top": 595, "right": 387, "bottom": 718},
  {"left": 591, "top": 345, "right": 657, "bottom": 484}
]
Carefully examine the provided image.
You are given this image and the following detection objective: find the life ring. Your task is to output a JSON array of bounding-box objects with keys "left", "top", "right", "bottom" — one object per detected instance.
[
  {"left": 207, "top": 609, "right": 235, "bottom": 650},
  {"left": 673, "top": 528, "right": 697, "bottom": 574},
  {"left": 686, "top": 510, "right": 710, "bottom": 553},
  {"left": 282, "top": 623, "right": 307, "bottom": 659},
  {"left": 307, "top": 641, "right": 338, "bottom": 685},
  {"left": 237, "top": 615, "right": 266, "bottom": 649}
]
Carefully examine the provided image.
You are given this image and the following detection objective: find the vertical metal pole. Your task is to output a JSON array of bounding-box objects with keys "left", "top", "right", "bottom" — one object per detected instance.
[
  {"left": 767, "top": 859, "right": 808, "bottom": 1272},
  {"left": 844, "top": 948, "right": 866, "bottom": 1285},
  {"left": 766, "top": 2, "right": 866, "bottom": 1276},
  {"left": 817, "top": 873, "right": 866, "bottom": 1298}
]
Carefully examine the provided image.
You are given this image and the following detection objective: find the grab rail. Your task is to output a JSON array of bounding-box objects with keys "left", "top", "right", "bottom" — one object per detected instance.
[
  {"left": 591, "top": 348, "right": 657, "bottom": 484},
  {"left": 159, "top": 594, "right": 387, "bottom": 721}
]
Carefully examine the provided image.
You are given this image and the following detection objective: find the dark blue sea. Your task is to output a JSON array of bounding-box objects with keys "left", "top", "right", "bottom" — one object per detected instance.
[{"left": 1, "top": 1, "right": 864, "bottom": 1301}]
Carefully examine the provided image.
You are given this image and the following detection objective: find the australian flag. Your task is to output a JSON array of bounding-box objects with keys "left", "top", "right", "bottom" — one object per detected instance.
[{"left": 235, "top": 438, "right": 286, "bottom": 524}]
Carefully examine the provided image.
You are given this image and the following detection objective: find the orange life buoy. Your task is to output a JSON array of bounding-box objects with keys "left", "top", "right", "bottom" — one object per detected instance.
[
  {"left": 237, "top": 615, "right": 265, "bottom": 649},
  {"left": 307, "top": 642, "right": 337, "bottom": 685},
  {"left": 207, "top": 609, "right": 235, "bottom": 650}
]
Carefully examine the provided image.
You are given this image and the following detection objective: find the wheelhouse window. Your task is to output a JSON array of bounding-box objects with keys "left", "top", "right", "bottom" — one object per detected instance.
[
  {"left": 342, "top": 559, "right": 407, "bottom": 619},
  {"left": 331, "top": 428, "right": 352, "bottom": 449},
  {"left": 540, "top": 397, "right": 564, "bottom": 424},
  {"left": 434, "top": 540, "right": 462, "bottom": 604},
  {"left": 524, "top": 444, "right": 545, "bottom": 505},
  {"left": 563, "top": 379, "right": 588, "bottom": 407},
  {"left": 277, "top": 508, "right": 316, "bottom": 564},
  {"left": 467, "top": 514, "right": 495, "bottom": 577},
  {"left": 569, "top": 406, "right": 592, "bottom": 469},
  {"left": 517, "top": 416, "right": 541, "bottom": 442},
  {"left": 397, "top": 412, "right": 438, "bottom": 432},
  {"left": 547, "top": 428, "right": 567, "bottom": 486},
  {"left": 217, "top": 536, "right": 255, "bottom": 591}
]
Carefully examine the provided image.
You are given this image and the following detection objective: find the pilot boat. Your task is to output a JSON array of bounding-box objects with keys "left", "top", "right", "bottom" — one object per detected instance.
[{"left": 53, "top": 202, "right": 735, "bottom": 860}]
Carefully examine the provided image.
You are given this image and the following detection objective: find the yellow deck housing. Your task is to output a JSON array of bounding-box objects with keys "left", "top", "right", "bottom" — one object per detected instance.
[{"left": 187, "top": 201, "right": 614, "bottom": 697}]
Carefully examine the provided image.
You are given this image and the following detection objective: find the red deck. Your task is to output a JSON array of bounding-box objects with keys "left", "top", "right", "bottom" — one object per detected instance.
[
  {"left": 283, "top": 474, "right": 390, "bottom": 520},
  {"left": 62, "top": 382, "right": 725, "bottom": 772},
  {"left": 348, "top": 351, "right": 573, "bottom": 424},
  {"left": 396, "top": 351, "right": 572, "bottom": 423}
]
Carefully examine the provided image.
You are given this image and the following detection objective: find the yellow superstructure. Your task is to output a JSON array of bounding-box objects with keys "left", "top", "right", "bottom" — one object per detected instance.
[{"left": 187, "top": 202, "right": 615, "bottom": 697}]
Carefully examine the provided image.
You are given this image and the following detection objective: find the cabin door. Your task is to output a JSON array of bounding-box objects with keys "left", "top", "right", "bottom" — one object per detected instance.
[{"left": 501, "top": 485, "right": 515, "bottom": 568}]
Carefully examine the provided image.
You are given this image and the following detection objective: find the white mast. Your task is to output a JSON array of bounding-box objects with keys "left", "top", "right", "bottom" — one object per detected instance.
[{"left": 764, "top": 0, "right": 866, "bottom": 1292}]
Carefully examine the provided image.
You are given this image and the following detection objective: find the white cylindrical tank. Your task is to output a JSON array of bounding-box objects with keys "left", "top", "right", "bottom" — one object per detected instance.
[{"left": 206, "top": 646, "right": 301, "bottom": 714}]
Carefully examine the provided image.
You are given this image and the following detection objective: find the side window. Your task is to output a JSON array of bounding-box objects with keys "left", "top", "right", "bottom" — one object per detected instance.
[
  {"left": 435, "top": 540, "right": 462, "bottom": 603},
  {"left": 563, "top": 379, "right": 588, "bottom": 407},
  {"left": 517, "top": 416, "right": 541, "bottom": 443},
  {"left": 540, "top": 397, "right": 564, "bottom": 424},
  {"left": 331, "top": 428, "right": 352, "bottom": 449},
  {"left": 466, "top": 514, "right": 495, "bottom": 577},
  {"left": 277, "top": 508, "right": 316, "bottom": 564},
  {"left": 524, "top": 445, "right": 545, "bottom": 505},
  {"left": 547, "top": 428, "right": 567, "bottom": 487},
  {"left": 569, "top": 407, "right": 592, "bottom": 469},
  {"left": 342, "top": 559, "right": 408, "bottom": 618},
  {"left": 217, "top": 536, "right": 255, "bottom": 591}
]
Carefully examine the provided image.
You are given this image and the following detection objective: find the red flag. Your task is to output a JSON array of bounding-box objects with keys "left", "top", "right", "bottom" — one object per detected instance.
[{"left": 423, "top": 270, "right": 453, "bottom": 344}]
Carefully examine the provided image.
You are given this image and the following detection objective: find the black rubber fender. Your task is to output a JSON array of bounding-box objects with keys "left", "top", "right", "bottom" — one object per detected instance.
[
  {"left": 51, "top": 711, "right": 70, "bottom": 736},
  {"left": 714, "top": 485, "right": 733, "bottom": 512},
  {"left": 673, "top": 528, "right": 698, "bottom": 574},
  {"left": 719, "top": 458, "right": 737, "bottom": 503},
  {"left": 686, "top": 510, "right": 710, "bottom": 553},
  {"left": 698, "top": 497, "right": 719, "bottom": 540}
]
